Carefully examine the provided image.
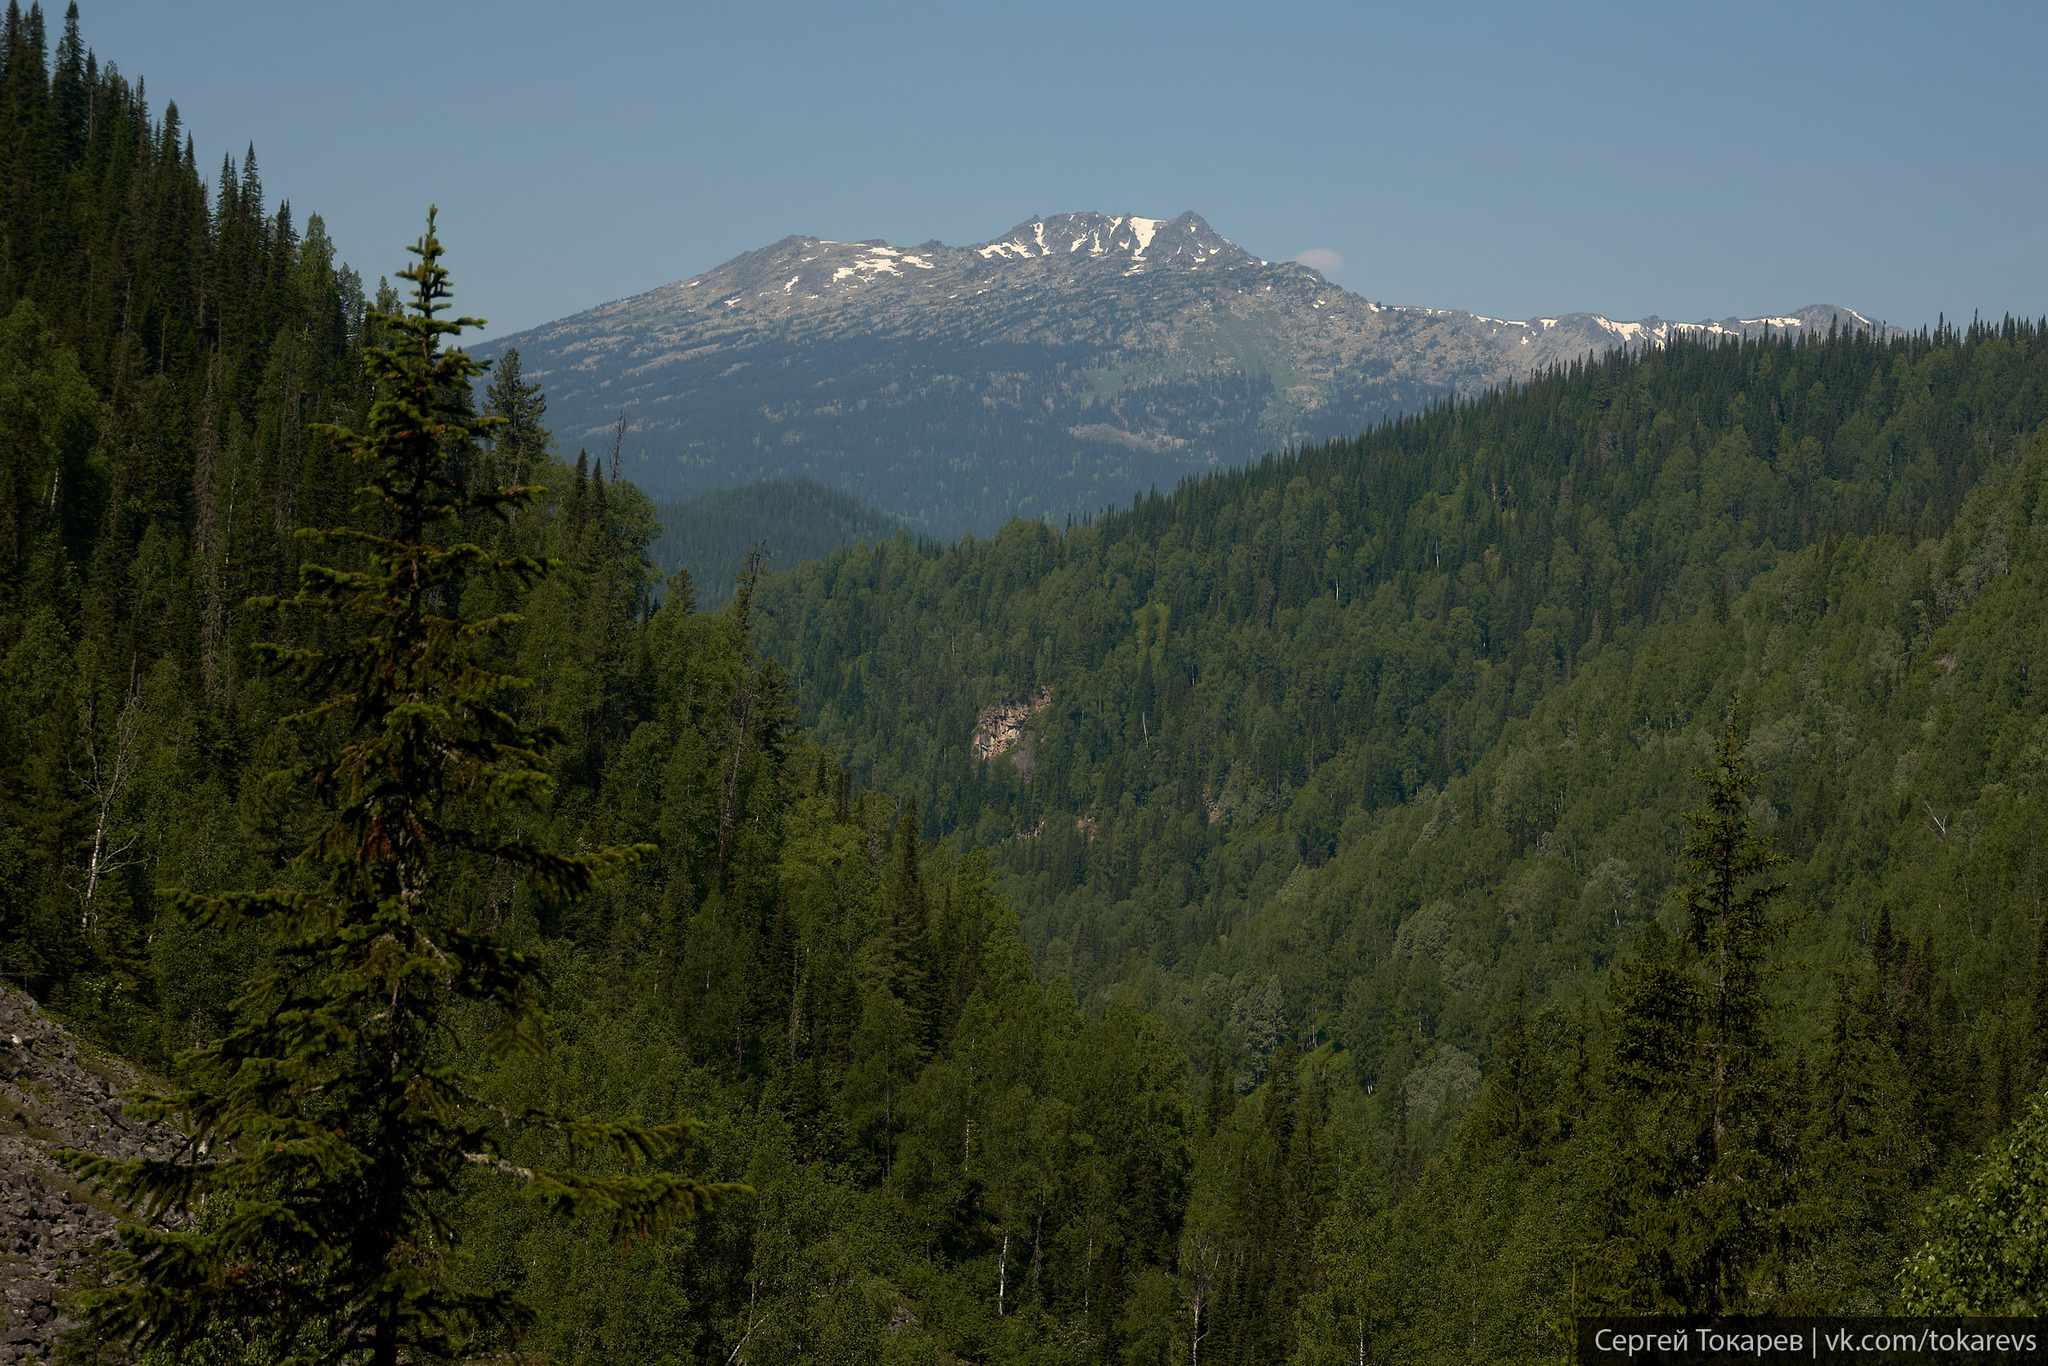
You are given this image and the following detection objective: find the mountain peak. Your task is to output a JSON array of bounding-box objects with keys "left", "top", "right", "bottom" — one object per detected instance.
[
  {"left": 972, "top": 211, "right": 1255, "bottom": 270},
  {"left": 487, "top": 212, "right": 1876, "bottom": 536}
]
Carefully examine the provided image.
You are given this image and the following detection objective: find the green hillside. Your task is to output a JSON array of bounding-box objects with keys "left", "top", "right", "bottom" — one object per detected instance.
[
  {"left": 650, "top": 477, "right": 902, "bottom": 606},
  {"left": 735, "top": 319, "right": 2048, "bottom": 1345},
  {"left": 5, "top": 11, "right": 2048, "bottom": 1364},
  {"left": 753, "top": 326, "right": 2046, "bottom": 999}
]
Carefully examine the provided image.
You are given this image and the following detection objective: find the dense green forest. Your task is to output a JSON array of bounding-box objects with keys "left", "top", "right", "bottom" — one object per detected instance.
[
  {"left": 743, "top": 315, "right": 2048, "bottom": 1346},
  {"left": 648, "top": 475, "right": 902, "bottom": 607},
  {"left": 5, "top": 7, "right": 2048, "bottom": 1363},
  {"left": 749, "top": 306, "right": 2048, "bottom": 1315}
]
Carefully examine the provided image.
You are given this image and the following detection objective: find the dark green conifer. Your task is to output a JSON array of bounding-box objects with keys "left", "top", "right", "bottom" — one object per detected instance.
[
  {"left": 1678, "top": 697, "right": 1788, "bottom": 1146},
  {"left": 1587, "top": 697, "right": 1798, "bottom": 1313},
  {"left": 481, "top": 343, "right": 547, "bottom": 485},
  {"left": 1203, "top": 1053, "right": 1233, "bottom": 1137},
  {"left": 48, "top": 2, "right": 81, "bottom": 158},
  {"left": 1872, "top": 903, "right": 1897, "bottom": 998},
  {"left": 1476, "top": 975, "right": 1553, "bottom": 1155},
  {"left": 61, "top": 213, "right": 733, "bottom": 1365},
  {"left": 568, "top": 447, "right": 589, "bottom": 540},
  {"left": 665, "top": 565, "right": 697, "bottom": 615},
  {"left": 878, "top": 796, "right": 933, "bottom": 1035},
  {"left": 2031, "top": 916, "right": 2048, "bottom": 1079}
]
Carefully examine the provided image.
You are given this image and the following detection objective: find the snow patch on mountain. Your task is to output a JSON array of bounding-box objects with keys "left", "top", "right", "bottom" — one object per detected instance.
[{"left": 476, "top": 209, "right": 1883, "bottom": 535}]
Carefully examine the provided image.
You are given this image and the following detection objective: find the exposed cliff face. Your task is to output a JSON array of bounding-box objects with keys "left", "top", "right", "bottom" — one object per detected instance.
[
  {"left": 972, "top": 686, "right": 1053, "bottom": 773},
  {"left": 481, "top": 209, "right": 1877, "bottom": 536},
  {"left": 0, "top": 988, "right": 178, "bottom": 1362}
]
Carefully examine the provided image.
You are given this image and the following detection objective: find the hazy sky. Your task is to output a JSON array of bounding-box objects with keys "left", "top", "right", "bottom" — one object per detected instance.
[{"left": 93, "top": 0, "right": 2046, "bottom": 338}]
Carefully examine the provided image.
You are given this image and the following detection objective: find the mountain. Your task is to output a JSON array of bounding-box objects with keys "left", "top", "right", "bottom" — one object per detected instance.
[
  {"left": 481, "top": 210, "right": 1877, "bottom": 536},
  {"left": 649, "top": 477, "right": 901, "bottom": 606}
]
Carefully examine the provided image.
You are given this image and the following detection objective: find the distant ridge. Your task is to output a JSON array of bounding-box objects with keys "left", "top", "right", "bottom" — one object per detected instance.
[{"left": 483, "top": 211, "right": 1877, "bottom": 537}]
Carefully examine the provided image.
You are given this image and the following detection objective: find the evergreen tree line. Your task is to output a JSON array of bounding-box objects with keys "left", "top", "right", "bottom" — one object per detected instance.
[
  {"left": 757, "top": 315, "right": 2048, "bottom": 897},
  {"left": 0, "top": 0, "right": 374, "bottom": 1040}
]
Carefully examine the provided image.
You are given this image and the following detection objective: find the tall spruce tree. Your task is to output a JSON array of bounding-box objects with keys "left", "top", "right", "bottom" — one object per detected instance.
[
  {"left": 1588, "top": 698, "right": 1799, "bottom": 1313},
  {"left": 1679, "top": 698, "right": 1790, "bottom": 1151},
  {"left": 879, "top": 795, "right": 933, "bottom": 1033},
  {"left": 62, "top": 212, "right": 733, "bottom": 1365}
]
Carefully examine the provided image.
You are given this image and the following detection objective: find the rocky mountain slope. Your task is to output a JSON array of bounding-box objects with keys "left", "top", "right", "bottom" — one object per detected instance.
[
  {"left": 0, "top": 988, "right": 176, "bottom": 1363},
  {"left": 482, "top": 211, "right": 1877, "bottom": 536}
]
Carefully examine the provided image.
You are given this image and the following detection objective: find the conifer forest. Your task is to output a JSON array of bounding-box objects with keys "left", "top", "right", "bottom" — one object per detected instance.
[{"left": 4, "top": 7, "right": 2048, "bottom": 1363}]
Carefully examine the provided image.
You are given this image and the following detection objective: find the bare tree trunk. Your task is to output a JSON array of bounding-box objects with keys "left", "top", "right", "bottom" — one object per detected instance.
[
  {"left": 77, "top": 674, "right": 145, "bottom": 932},
  {"left": 1184, "top": 1241, "right": 1218, "bottom": 1366},
  {"left": 1029, "top": 1209, "right": 1043, "bottom": 1302}
]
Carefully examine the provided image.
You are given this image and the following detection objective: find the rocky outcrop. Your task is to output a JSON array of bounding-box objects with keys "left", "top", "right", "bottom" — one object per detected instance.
[
  {"left": 972, "top": 686, "right": 1053, "bottom": 775},
  {"left": 0, "top": 986, "right": 179, "bottom": 1363}
]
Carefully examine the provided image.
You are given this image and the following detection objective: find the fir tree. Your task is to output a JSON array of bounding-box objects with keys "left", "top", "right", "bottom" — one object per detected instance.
[
  {"left": 2031, "top": 915, "right": 2048, "bottom": 1080},
  {"left": 482, "top": 344, "right": 547, "bottom": 487},
  {"left": 878, "top": 795, "right": 933, "bottom": 1035},
  {"left": 1679, "top": 697, "right": 1790, "bottom": 1149},
  {"left": 1203, "top": 1053, "right": 1233, "bottom": 1138},
  {"left": 1587, "top": 697, "right": 1799, "bottom": 1314},
  {"left": 61, "top": 212, "right": 734, "bottom": 1365},
  {"left": 1475, "top": 975, "right": 1554, "bottom": 1156}
]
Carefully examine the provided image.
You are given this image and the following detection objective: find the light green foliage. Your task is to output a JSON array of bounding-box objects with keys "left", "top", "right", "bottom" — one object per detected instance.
[
  {"left": 1899, "top": 1089, "right": 2048, "bottom": 1313},
  {"left": 1289, "top": 1168, "right": 1392, "bottom": 1366}
]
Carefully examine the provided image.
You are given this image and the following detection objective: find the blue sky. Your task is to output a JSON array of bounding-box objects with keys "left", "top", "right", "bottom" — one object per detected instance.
[{"left": 96, "top": 0, "right": 2045, "bottom": 338}]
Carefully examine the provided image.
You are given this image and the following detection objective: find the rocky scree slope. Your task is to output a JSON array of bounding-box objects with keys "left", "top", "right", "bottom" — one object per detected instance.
[
  {"left": 484, "top": 210, "right": 1875, "bottom": 536},
  {"left": 0, "top": 987, "right": 177, "bottom": 1363}
]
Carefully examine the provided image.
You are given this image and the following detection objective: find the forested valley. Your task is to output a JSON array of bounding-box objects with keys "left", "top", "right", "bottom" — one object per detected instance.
[{"left": 3, "top": 7, "right": 2048, "bottom": 1364}]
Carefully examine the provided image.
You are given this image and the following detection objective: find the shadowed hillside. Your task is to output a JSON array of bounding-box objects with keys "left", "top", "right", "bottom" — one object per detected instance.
[{"left": 650, "top": 477, "right": 901, "bottom": 605}]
